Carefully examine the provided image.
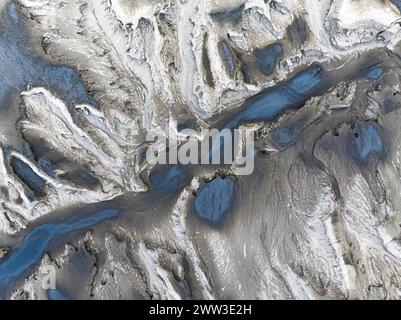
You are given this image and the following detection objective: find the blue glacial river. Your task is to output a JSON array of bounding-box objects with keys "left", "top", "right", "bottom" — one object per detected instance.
[{"left": 0, "top": 209, "right": 118, "bottom": 298}]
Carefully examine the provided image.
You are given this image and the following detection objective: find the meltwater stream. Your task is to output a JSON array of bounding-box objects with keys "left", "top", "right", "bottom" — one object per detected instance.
[
  {"left": 0, "top": 209, "right": 118, "bottom": 298},
  {"left": 223, "top": 65, "right": 326, "bottom": 130},
  {"left": 148, "top": 59, "right": 385, "bottom": 222}
]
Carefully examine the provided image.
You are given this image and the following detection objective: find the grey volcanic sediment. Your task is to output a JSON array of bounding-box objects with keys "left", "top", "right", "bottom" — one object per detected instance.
[{"left": 0, "top": 0, "right": 401, "bottom": 300}]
